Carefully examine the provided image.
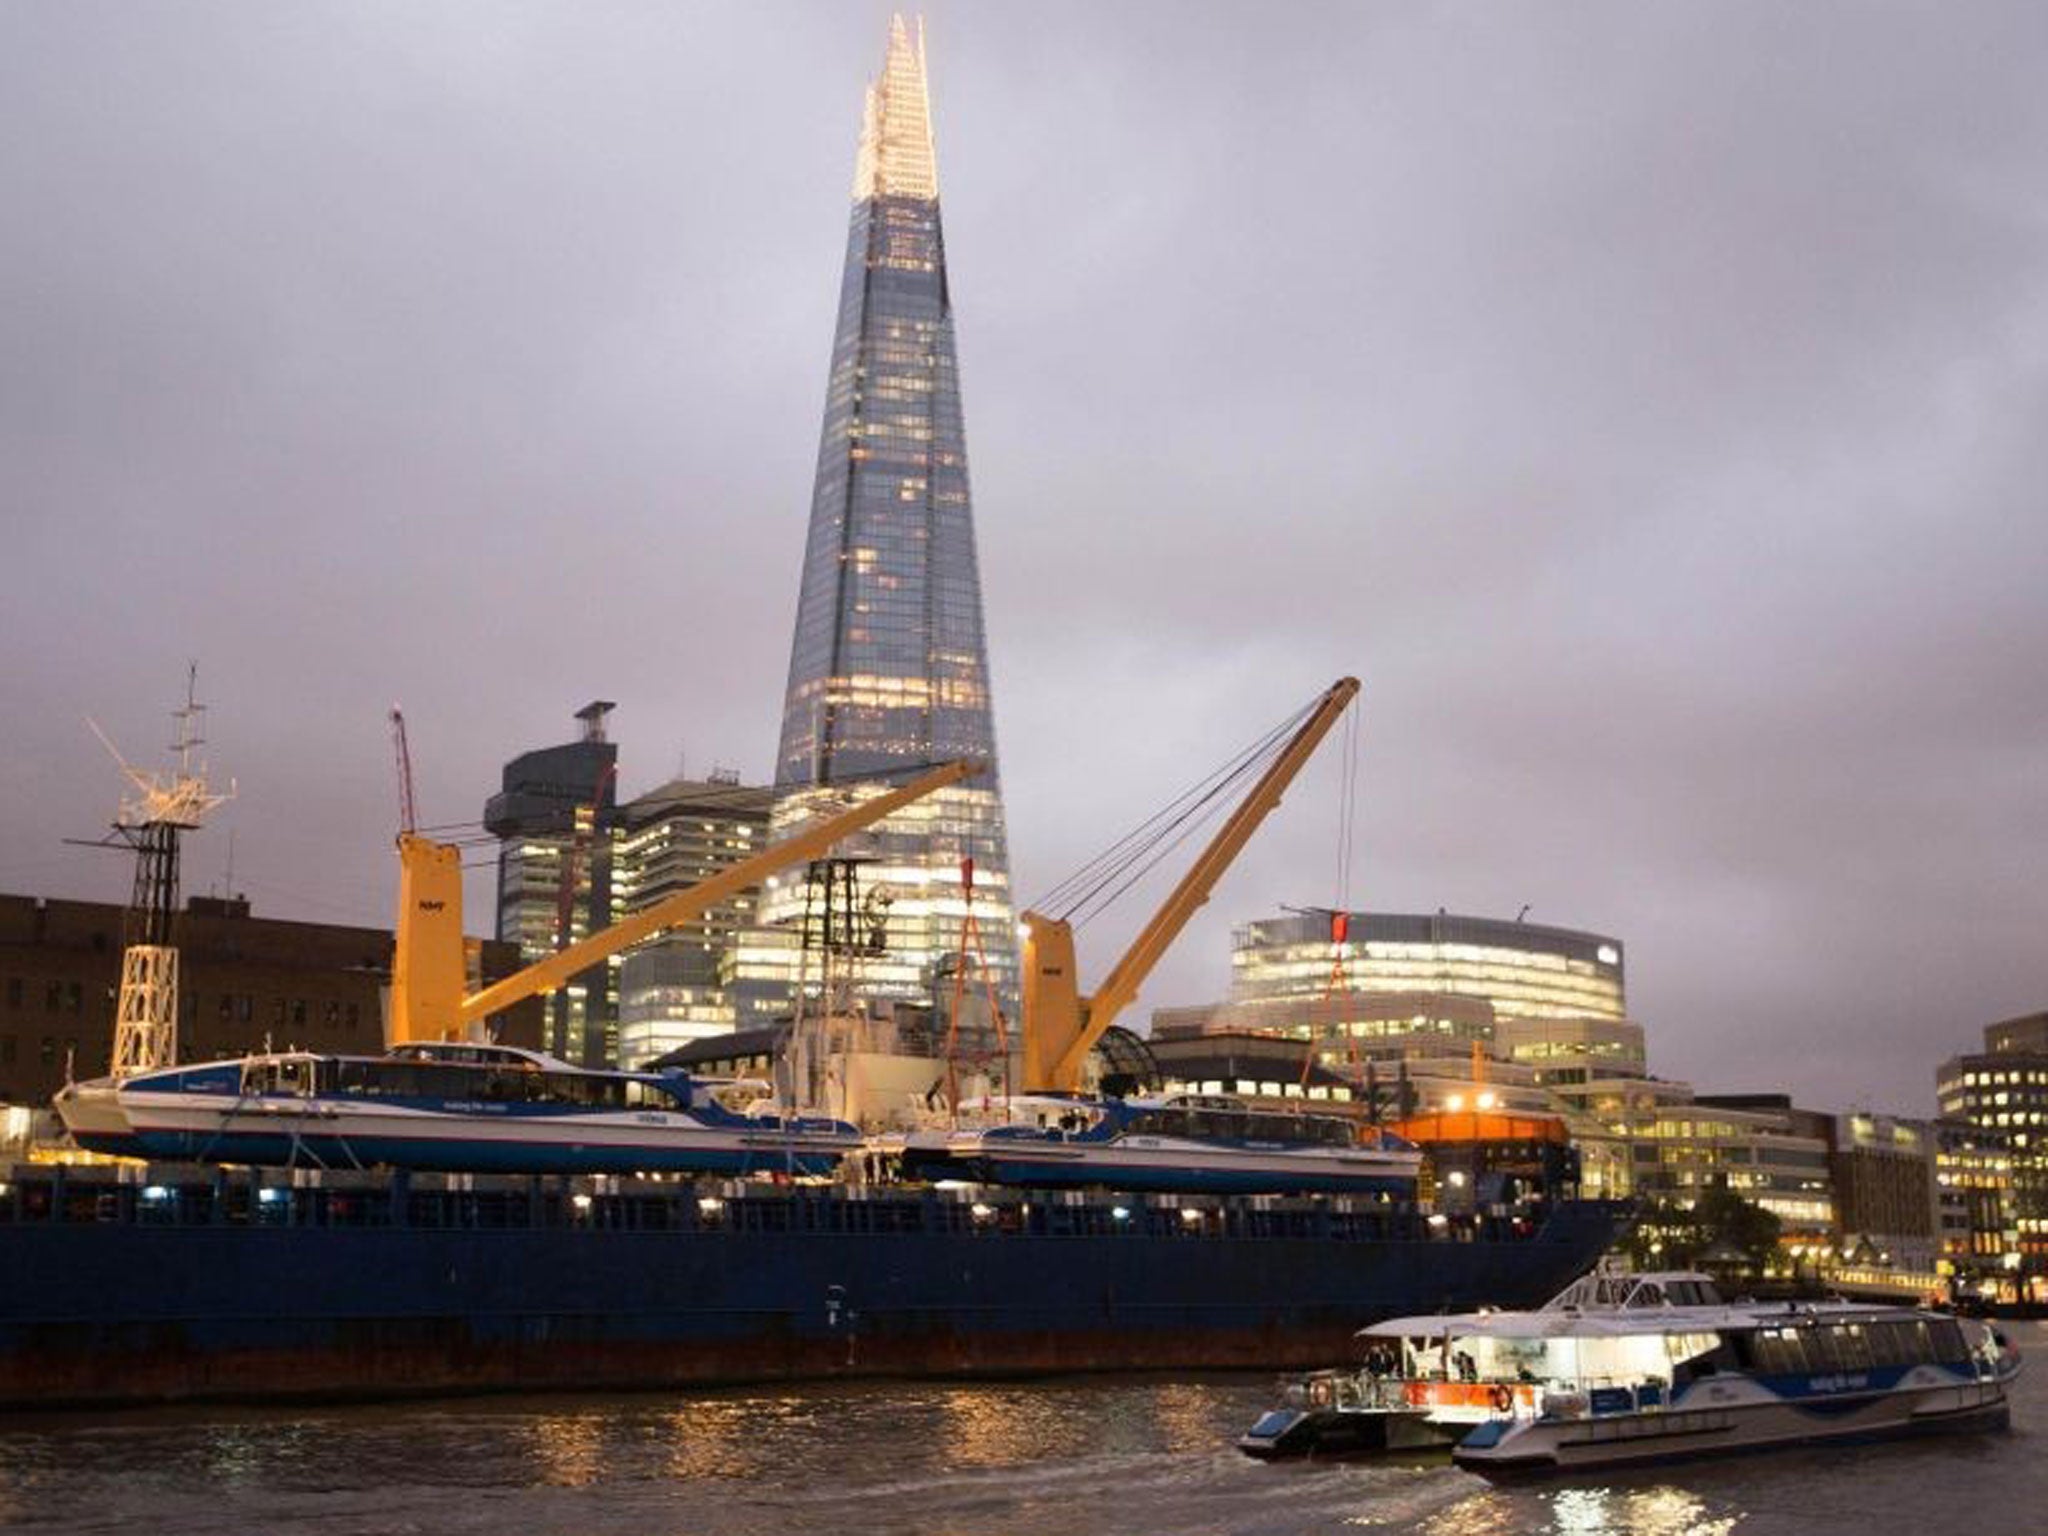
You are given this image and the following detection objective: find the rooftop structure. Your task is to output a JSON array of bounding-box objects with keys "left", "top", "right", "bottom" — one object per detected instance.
[{"left": 1985, "top": 1010, "right": 2048, "bottom": 1056}]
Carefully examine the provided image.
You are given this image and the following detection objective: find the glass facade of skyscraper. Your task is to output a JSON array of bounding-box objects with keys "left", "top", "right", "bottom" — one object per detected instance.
[{"left": 763, "top": 17, "right": 1018, "bottom": 1030}]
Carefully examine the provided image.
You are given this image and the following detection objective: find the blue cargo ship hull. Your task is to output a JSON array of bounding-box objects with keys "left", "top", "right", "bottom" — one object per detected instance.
[{"left": 0, "top": 1166, "right": 1626, "bottom": 1408}]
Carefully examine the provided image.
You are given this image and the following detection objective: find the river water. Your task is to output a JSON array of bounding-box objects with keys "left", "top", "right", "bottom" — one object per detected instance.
[{"left": 3, "top": 1321, "right": 2042, "bottom": 1535}]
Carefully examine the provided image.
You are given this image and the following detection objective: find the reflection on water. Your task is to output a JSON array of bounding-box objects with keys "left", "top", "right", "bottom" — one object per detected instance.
[
  {"left": 526, "top": 1412, "right": 605, "bottom": 1486},
  {"left": 1546, "top": 1485, "right": 1739, "bottom": 1536},
  {"left": 662, "top": 1399, "right": 763, "bottom": 1483},
  {"left": 0, "top": 1329, "right": 2042, "bottom": 1536},
  {"left": 1150, "top": 1381, "right": 1223, "bottom": 1454},
  {"left": 939, "top": 1386, "right": 1041, "bottom": 1468}
]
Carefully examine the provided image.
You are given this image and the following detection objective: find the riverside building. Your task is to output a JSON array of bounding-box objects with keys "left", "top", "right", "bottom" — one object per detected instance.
[
  {"left": 1937, "top": 1009, "right": 2048, "bottom": 1295},
  {"left": 1933, "top": 1119, "right": 2019, "bottom": 1301},
  {"left": 612, "top": 773, "right": 774, "bottom": 1068},
  {"left": 757, "top": 16, "right": 1020, "bottom": 1040},
  {"left": 1821, "top": 1112, "right": 1941, "bottom": 1280},
  {"left": 1229, "top": 910, "right": 1626, "bottom": 1024},
  {"left": 1642, "top": 1093, "right": 1837, "bottom": 1241},
  {"left": 483, "top": 703, "right": 620, "bottom": 1065}
]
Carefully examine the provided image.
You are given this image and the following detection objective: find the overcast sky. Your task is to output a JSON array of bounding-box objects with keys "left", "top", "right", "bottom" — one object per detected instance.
[{"left": 5, "top": 3, "right": 2044, "bottom": 1114}]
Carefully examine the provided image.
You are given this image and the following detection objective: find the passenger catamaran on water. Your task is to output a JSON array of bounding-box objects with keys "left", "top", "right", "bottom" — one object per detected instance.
[{"left": 1241, "top": 1269, "right": 2021, "bottom": 1474}]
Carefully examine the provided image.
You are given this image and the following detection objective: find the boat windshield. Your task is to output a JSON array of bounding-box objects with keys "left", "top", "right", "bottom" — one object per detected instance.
[{"left": 240, "top": 1058, "right": 321, "bottom": 1097}]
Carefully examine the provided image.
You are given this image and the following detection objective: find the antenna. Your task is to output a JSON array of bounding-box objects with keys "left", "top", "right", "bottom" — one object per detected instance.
[{"left": 97, "top": 667, "right": 234, "bottom": 1079}]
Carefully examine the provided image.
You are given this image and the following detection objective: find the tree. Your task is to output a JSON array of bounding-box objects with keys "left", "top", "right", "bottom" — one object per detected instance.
[
  {"left": 1619, "top": 1186, "right": 1781, "bottom": 1274},
  {"left": 1691, "top": 1183, "right": 1782, "bottom": 1273}
]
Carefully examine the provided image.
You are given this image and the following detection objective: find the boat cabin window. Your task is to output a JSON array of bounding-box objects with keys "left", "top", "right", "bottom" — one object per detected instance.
[
  {"left": 1865, "top": 1320, "right": 1928, "bottom": 1367},
  {"left": 1657, "top": 1279, "right": 1720, "bottom": 1306},
  {"left": 1927, "top": 1317, "right": 1970, "bottom": 1365},
  {"left": 1742, "top": 1316, "right": 1964, "bottom": 1376},
  {"left": 242, "top": 1059, "right": 317, "bottom": 1097},
  {"left": 1744, "top": 1327, "right": 1803, "bottom": 1375},
  {"left": 277, "top": 1058, "right": 682, "bottom": 1111},
  {"left": 1123, "top": 1106, "right": 1354, "bottom": 1146},
  {"left": 317, "top": 1059, "right": 645, "bottom": 1110}
]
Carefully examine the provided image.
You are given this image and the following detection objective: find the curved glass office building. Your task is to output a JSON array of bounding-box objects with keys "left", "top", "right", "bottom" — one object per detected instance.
[{"left": 1230, "top": 910, "right": 1626, "bottom": 1023}]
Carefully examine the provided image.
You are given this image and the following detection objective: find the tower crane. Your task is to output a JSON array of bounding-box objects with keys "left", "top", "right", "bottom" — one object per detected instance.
[{"left": 1019, "top": 677, "right": 1360, "bottom": 1093}]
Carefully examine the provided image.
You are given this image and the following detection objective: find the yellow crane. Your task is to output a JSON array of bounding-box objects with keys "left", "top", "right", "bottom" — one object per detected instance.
[
  {"left": 1019, "top": 678, "right": 1360, "bottom": 1093},
  {"left": 387, "top": 758, "right": 982, "bottom": 1046}
]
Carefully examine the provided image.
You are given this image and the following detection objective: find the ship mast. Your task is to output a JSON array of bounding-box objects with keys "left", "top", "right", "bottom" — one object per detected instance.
[{"left": 91, "top": 666, "right": 233, "bottom": 1079}]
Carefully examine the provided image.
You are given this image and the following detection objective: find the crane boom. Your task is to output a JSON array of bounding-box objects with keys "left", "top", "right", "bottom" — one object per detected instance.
[
  {"left": 386, "top": 758, "right": 981, "bottom": 1043},
  {"left": 1020, "top": 678, "right": 1360, "bottom": 1092},
  {"left": 389, "top": 707, "right": 417, "bottom": 836}
]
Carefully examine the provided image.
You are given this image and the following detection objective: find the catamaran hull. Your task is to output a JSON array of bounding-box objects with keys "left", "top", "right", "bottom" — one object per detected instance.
[
  {"left": 1238, "top": 1405, "right": 1462, "bottom": 1460},
  {"left": 1454, "top": 1376, "right": 2011, "bottom": 1479},
  {"left": 48, "top": 1080, "right": 131, "bottom": 1148},
  {"left": 97, "top": 1093, "right": 856, "bottom": 1178}
]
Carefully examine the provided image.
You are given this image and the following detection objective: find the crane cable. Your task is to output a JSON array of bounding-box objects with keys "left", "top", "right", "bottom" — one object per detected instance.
[
  {"left": 1029, "top": 695, "right": 1322, "bottom": 929},
  {"left": 1334, "top": 701, "right": 1359, "bottom": 917}
]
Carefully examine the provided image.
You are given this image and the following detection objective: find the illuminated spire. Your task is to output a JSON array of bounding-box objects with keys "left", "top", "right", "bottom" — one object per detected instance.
[{"left": 852, "top": 13, "right": 938, "bottom": 202}]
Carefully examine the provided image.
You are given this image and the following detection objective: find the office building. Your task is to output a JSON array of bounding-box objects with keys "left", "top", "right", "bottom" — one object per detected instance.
[
  {"left": 612, "top": 772, "right": 774, "bottom": 1068},
  {"left": 1822, "top": 1112, "right": 1939, "bottom": 1274},
  {"left": 1936, "top": 1018, "right": 2048, "bottom": 1290},
  {"left": 1643, "top": 1093, "right": 1836, "bottom": 1239},
  {"left": 1933, "top": 1119, "right": 2018, "bottom": 1301},
  {"left": 1151, "top": 990, "right": 1497, "bottom": 1058},
  {"left": 483, "top": 703, "right": 620, "bottom": 1066},
  {"left": 760, "top": 16, "right": 1020, "bottom": 1040},
  {"left": 1229, "top": 910, "right": 1625, "bottom": 1023}
]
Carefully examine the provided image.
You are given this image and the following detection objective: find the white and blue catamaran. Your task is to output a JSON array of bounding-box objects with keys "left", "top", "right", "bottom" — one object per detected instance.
[
  {"left": 1242, "top": 1268, "right": 2020, "bottom": 1474},
  {"left": 904, "top": 1092, "right": 1422, "bottom": 1197},
  {"left": 58, "top": 1041, "right": 862, "bottom": 1177}
]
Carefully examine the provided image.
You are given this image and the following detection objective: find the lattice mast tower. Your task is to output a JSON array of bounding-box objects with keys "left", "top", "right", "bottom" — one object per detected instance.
[{"left": 91, "top": 668, "right": 233, "bottom": 1078}]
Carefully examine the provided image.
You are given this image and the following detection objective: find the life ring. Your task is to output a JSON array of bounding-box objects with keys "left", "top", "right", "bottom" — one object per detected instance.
[{"left": 1490, "top": 1384, "right": 1513, "bottom": 1413}]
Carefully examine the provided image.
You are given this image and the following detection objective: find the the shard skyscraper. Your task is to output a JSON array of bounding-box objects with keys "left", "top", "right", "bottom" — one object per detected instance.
[{"left": 762, "top": 16, "right": 1019, "bottom": 1033}]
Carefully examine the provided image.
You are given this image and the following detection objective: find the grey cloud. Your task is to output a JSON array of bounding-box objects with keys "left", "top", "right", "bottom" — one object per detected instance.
[{"left": 5, "top": 1, "right": 2044, "bottom": 1115}]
